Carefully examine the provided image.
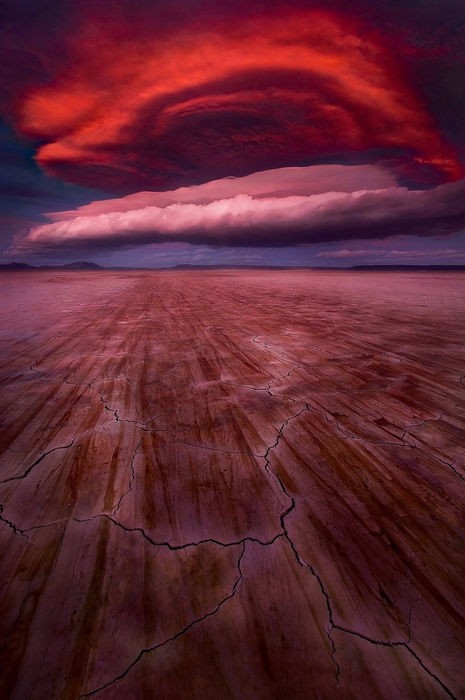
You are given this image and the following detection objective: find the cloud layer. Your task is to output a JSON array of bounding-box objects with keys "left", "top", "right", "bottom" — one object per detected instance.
[
  {"left": 45, "top": 164, "right": 397, "bottom": 219},
  {"left": 9, "top": 166, "right": 465, "bottom": 255},
  {"left": 8, "top": 6, "right": 461, "bottom": 191}
]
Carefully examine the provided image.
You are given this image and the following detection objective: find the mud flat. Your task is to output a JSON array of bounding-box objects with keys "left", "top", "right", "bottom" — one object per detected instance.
[{"left": 1, "top": 269, "right": 464, "bottom": 699}]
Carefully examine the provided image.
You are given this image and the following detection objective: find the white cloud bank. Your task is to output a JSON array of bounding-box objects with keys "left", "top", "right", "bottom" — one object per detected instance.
[{"left": 7, "top": 164, "right": 465, "bottom": 255}]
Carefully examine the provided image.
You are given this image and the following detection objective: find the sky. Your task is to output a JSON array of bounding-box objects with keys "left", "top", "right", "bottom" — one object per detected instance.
[{"left": 1, "top": 0, "right": 465, "bottom": 267}]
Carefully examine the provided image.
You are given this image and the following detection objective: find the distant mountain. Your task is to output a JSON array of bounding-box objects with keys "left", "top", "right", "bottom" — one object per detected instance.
[
  {"left": 170, "top": 264, "right": 315, "bottom": 270},
  {"left": 0, "top": 260, "right": 103, "bottom": 271},
  {"left": 0, "top": 261, "right": 35, "bottom": 270},
  {"left": 349, "top": 265, "right": 465, "bottom": 271},
  {"left": 39, "top": 260, "right": 103, "bottom": 270},
  {"left": 2, "top": 261, "right": 464, "bottom": 272},
  {"left": 171, "top": 264, "right": 465, "bottom": 271}
]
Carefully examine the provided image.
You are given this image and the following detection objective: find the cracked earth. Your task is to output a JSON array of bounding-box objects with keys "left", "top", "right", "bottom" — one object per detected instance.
[{"left": 0, "top": 269, "right": 464, "bottom": 699}]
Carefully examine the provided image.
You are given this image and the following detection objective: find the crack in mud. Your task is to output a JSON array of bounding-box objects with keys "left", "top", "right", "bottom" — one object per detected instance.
[
  {"left": 0, "top": 424, "right": 114, "bottom": 484},
  {"left": 0, "top": 438, "right": 80, "bottom": 484},
  {"left": 64, "top": 377, "right": 169, "bottom": 428},
  {"left": 79, "top": 542, "right": 247, "bottom": 697},
  {"left": 112, "top": 436, "right": 146, "bottom": 517},
  {"left": 258, "top": 409, "right": 458, "bottom": 699},
  {"left": 321, "top": 413, "right": 465, "bottom": 484},
  {"left": 73, "top": 513, "right": 284, "bottom": 552},
  {"left": 0, "top": 503, "right": 29, "bottom": 540}
]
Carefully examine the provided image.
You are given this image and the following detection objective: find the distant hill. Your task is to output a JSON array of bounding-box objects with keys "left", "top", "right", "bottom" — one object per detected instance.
[
  {"left": 170, "top": 264, "right": 310, "bottom": 270},
  {"left": 170, "top": 264, "right": 465, "bottom": 271},
  {"left": 349, "top": 265, "right": 465, "bottom": 271},
  {"left": 40, "top": 260, "right": 103, "bottom": 270},
  {"left": 0, "top": 260, "right": 103, "bottom": 271},
  {"left": 1, "top": 261, "right": 464, "bottom": 272},
  {"left": 0, "top": 261, "right": 35, "bottom": 270}
]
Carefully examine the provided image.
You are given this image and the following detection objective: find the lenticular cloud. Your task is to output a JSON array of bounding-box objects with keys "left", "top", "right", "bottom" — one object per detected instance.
[{"left": 8, "top": 165, "right": 465, "bottom": 255}]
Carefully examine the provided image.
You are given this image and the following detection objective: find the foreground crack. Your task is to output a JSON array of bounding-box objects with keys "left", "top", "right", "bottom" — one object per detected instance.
[
  {"left": 0, "top": 438, "right": 79, "bottom": 484},
  {"left": 326, "top": 628, "right": 340, "bottom": 687},
  {"left": 322, "top": 412, "right": 465, "bottom": 485},
  {"left": 282, "top": 523, "right": 457, "bottom": 697},
  {"left": 259, "top": 407, "right": 457, "bottom": 698},
  {"left": 73, "top": 512, "right": 283, "bottom": 552},
  {"left": 404, "top": 646, "right": 457, "bottom": 699},
  {"left": 0, "top": 424, "right": 113, "bottom": 484},
  {"left": 112, "top": 436, "right": 146, "bottom": 517},
  {"left": 64, "top": 377, "right": 151, "bottom": 427},
  {"left": 259, "top": 406, "right": 341, "bottom": 684},
  {"left": 287, "top": 528, "right": 456, "bottom": 698},
  {"left": 80, "top": 542, "right": 247, "bottom": 697},
  {"left": 0, "top": 503, "right": 29, "bottom": 540},
  {"left": 413, "top": 445, "right": 464, "bottom": 483}
]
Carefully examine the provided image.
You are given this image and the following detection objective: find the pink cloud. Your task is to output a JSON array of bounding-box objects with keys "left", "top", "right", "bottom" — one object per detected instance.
[
  {"left": 45, "top": 164, "right": 396, "bottom": 220},
  {"left": 317, "top": 248, "right": 465, "bottom": 260},
  {"left": 7, "top": 165, "right": 465, "bottom": 256}
]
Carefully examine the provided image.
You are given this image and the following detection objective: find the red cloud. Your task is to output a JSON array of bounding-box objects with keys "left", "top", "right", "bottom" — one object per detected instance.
[{"left": 14, "top": 9, "right": 461, "bottom": 190}]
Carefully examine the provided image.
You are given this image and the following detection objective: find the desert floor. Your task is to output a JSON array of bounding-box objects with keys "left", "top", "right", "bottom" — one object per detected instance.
[{"left": 0, "top": 270, "right": 464, "bottom": 699}]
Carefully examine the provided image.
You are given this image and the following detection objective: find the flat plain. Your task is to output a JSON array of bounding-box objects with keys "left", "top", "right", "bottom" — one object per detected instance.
[{"left": 0, "top": 270, "right": 464, "bottom": 699}]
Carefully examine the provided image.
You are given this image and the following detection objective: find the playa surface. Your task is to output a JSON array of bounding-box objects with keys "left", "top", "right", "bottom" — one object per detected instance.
[{"left": 1, "top": 270, "right": 464, "bottom": 699}]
